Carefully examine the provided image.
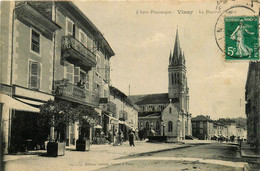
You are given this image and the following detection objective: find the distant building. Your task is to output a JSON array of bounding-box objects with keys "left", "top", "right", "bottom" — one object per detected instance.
[
  {"left": 191, "top": 115, "right": 214, "bottom": 140},
  {"left": 213, "top": 121, "right": 228, "bottom": 138},
  {"left": 245, "top": 61, "right": 260, "bottom": 148},
  {"left": 130, "top": 30, "right": 192, "bottom": 140},
  {"left": 100, "top": 86, "right": 139, "bottom": 141}
]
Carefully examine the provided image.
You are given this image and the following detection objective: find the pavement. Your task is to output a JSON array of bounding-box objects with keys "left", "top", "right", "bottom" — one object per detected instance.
[
  {"left": 3, "top": 140, "right": 252, "bottom": 171},
  {"left": 2, "top": 140, "right": 194, "bottom": 171}
]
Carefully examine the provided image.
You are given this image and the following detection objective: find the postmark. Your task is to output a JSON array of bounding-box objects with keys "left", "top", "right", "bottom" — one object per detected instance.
[
  {"left": 214, "top": 5, "right": 259, "bottom": 61},
  {"left": 225, "top": 16, "right": 259, "bottom": 60}
]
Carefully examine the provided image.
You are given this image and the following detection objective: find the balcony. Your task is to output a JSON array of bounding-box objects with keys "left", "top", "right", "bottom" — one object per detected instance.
[
  {"left": 62, "top": 36, "right": 97, "bottom": 69},
  {"left": 119, "top": 110, "right": 128, "bottom": 121},
  {"left": 54, "top": 79, "right": 99, "bottom": 107}
]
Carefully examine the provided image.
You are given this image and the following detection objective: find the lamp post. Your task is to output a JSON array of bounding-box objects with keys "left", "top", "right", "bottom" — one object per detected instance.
[{"left": 161, "top": 122, "right": 165, "bottom": 136}]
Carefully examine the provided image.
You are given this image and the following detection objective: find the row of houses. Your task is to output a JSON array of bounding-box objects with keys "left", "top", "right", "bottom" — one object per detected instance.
[
  {"left": 191, "top": 115, "right": 247, "bottom": 141},
  {"left": 0, "top": 1, "right": 138, "bottom": 153}
]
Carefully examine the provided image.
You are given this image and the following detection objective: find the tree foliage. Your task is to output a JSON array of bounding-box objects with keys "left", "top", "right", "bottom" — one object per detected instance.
[{"left": 39, "top": 100, "right": 100, "bottom": 128}]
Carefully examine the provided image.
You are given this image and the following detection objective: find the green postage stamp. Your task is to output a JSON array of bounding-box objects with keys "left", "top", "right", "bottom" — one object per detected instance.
[{"left": 225, "top": 16, "right": 259, "bottom": 61}]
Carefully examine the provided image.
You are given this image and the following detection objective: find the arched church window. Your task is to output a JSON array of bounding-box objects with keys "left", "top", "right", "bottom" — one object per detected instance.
[
  {"left": 156, "top": 122, "right": 160, "bottom": 130},
  {"left": 174, "top": 73, "right": 177, "bottom": 84},
  {"left": 146, "top": 122, "right": 149, "bottom": 129},
  {"left": 168, "top": 121, "right": 173, "bottom": 132},
  {"left": 169, "top": 107, "right": 172, "bottom": 113},
  {"left": 171, "top": 73, "right": 174, "bottom": 85},
  {"left": 177, "top": 73, "right": 180, "bottom": 84}
]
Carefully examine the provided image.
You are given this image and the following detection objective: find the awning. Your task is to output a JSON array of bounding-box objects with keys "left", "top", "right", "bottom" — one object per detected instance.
[
  {"left": 94, "top": 108, "right": 102, "bottom": 116},
  {"left": 0, "top": 94, "right": 39, "bottom": 112},
  {"left": 94, "top": 125, "right": 102, "bottom": 129},
  {"left": 118, "top": 120, "right": 134, "bottom": 130},
  {"left": 15, "top": 97, "right": 44, "bottom": 106}
]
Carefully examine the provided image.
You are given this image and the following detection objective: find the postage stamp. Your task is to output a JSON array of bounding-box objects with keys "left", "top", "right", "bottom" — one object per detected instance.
[{"left": 224, "top": 16, "right": 259, "bottom": 61}]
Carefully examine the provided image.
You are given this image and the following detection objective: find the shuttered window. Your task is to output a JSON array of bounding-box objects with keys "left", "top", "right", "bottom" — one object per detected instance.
[
  {"left": 66, "top": 63, "right": 74, "bottom": 83},
  {"left": 29, "top": 61, "right": 41, "bottom": 89},
  {"left": 74, "top": 67, "right": 80, "bottom": 84},
  {"left": 66, "top": 18, "right": 74, "bottom": 36},
  {"left": 86, "top": 72, "right": 89, "bottom": 89},
  {"left": 31, "top": 30, "right": 40, "bottom": 53}
]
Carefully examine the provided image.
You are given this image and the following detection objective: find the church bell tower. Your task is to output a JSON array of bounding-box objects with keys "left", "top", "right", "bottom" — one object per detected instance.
[{"left": 168, "top": 29, "right": 189, "bottom": 112}]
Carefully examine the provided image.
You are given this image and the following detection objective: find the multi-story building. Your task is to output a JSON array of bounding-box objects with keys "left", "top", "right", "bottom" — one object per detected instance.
[
  {"left": 100, "top": 86, "right": 139, "bottom": 141},
  {"left": 0, "top": 1, "right": 114, "bottom": 153},
  {"left": 130, "top": 30, "right": 192, "bottom": 140},
  {"left": 213, "top": 121, "right": 228, "bottom": 138},
  {"left": 245, "top": 61, "right": 260, "bottom": 148},
  {"left": 191, "top": 115, "right": 214, "bottom": 140}
]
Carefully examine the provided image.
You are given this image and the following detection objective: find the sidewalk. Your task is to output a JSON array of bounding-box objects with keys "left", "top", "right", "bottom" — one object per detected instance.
[{"left": 3, "top": 141, "right": 191, "bottom": 171}]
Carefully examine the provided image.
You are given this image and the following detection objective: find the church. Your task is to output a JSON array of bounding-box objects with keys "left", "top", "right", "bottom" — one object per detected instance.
[{"left": 129, "top": 30, "right": 192, "bottom": 140}]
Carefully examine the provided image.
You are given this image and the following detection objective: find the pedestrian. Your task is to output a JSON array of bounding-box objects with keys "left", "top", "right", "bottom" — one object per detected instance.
[
  {"left": 129, "top": 130, "right": 135, "bottom": 147},
  {"left": 118, "top": 130, "right": 122, "bottom": 145},
  {"left": 107, "top": 130, "right": 112, "bottom": 144}
]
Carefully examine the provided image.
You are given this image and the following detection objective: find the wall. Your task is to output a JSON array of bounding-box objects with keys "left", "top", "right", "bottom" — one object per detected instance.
[
  {"left": 161, "top": 103, "right": 179, "bottom": 137},
  {"left": 13, "top": 18, "right": 53, "bottom": 94}
]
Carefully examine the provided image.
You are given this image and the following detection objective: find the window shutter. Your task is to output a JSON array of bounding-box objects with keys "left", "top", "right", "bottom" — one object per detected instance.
[
  {"left": 66, "top": 63, "right": 74, "bottom": 83},
  {"left": 29, "top": 61, "right": 39, "bottom": 89},
  {"left": 74, "top": 67, "right": 80, "bottom": 84}
]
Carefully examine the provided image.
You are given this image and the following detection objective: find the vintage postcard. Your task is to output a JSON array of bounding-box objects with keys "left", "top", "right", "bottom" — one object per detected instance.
[{"left": 0, "top": 0, "right": 259, "bottom": 171}]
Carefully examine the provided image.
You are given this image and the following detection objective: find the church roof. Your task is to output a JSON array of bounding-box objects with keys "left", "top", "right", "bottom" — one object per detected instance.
[
  {"left": 129, "top": 93, "right": 169, "bottom": 105},
  {"left": 138, "top": 112, "right": 161, "bottom": 118}
]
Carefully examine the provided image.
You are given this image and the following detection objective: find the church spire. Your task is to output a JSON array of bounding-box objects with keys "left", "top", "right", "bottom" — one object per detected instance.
[
  {"left": 173, "top": 29, "right": 182, "bottom": 60},
  {"left": 169, "top": 50, "right": 172, "bottom": 65}
]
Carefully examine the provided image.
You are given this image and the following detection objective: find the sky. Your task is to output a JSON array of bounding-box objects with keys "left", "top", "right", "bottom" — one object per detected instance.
[{"left": 74, "top": 0, "right": 258, "bottom": 120}]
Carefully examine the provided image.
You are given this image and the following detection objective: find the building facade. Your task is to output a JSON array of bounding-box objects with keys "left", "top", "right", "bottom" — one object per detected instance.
[
  {"left": 102, "top": 86, "right": 138, "bottom": 141},
  {"left": 0, "top": 1, "right": 114, "bottom": 153},
  {"left": 191, "top": 115, "right": 214, "bottom": 140},
  {"left": 245, "top": 61, "right": 260, "bottom": 148},
  {"left": 130, "top": 30, "right": 192, "bottom": 140}
]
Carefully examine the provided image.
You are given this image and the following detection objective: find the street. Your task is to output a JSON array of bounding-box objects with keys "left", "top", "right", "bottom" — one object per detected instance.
[
  {"left": 2, "top": 141, "right": 248, "bottom": 171},
  {"left": 98, "top": 143, "right": 245, "bottom": 171}
]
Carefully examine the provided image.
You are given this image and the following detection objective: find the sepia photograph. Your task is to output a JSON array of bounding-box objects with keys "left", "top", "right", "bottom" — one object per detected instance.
[{"left": 0, "top": 0, "right": 259, "bottom": 170}]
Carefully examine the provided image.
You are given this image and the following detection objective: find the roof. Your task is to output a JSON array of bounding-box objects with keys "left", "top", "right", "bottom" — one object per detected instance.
[
  {"left": 191, "top": 115, "right": 213, "bottom": 122},
  {"left": 138, "top": 112, "right": 161, "bottom": 118},
  {"left": 129, "top": 93, "right": 171, "bottom": 105}
]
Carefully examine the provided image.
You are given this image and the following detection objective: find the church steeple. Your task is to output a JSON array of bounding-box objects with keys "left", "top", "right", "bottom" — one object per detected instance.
[
  {"left": 168, "top": 28, "right": 189, "bottom": 113},
  {"left": 170, "top": 29, "right": 183, "bottom": 66}
]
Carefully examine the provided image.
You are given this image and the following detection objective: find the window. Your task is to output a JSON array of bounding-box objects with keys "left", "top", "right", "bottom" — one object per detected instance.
[
  {"left": 74, "top": 67, "right": 80, "bottom": 84},
  {"left": 156, "top": 122, "right": 160, "bottom": 130},
  {"left": 66, "top": 18, "right": 75, "bottom": 37},
  {"left": 31, "top": 30, "right": 40, "bottom": 54},
  {"left": 79, "top": 29, "right": 87, "bottom": 47},
  {"left": 29, "top": 61, "right": 41, "bottom": 89},
  {"left": 169, "top": 107, "right": 172, "bottom": 113},
  {"left": 199, "top": 129, "right": 203, "bottom": 134},
  {"left": 171, "top": 73, "right": 174, "bottom": 85},
  {"left": 146, "top": 122, "right": 149, "bottom": 129},
  {"left": 65, "top": 62, "right": 74, "bottom": 83},
  {"left": 168, "top": 121, "right": 173, "bottom": 132},
  {"left": 151, "top": 121, "right": 154, "bottom": 129},
  {"left": 199, "top": 121, "right": 203, "bottom": 128}
]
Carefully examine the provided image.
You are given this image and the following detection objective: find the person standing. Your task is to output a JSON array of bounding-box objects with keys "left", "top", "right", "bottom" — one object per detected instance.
[{"left": 129, "top": 130, "right": 135, "bottom": 147}]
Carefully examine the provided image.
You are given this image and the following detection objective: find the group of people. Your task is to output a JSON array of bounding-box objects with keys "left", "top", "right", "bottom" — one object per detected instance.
[{"left": 107, "top": 129, "right": 135, "bottom": 147}]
